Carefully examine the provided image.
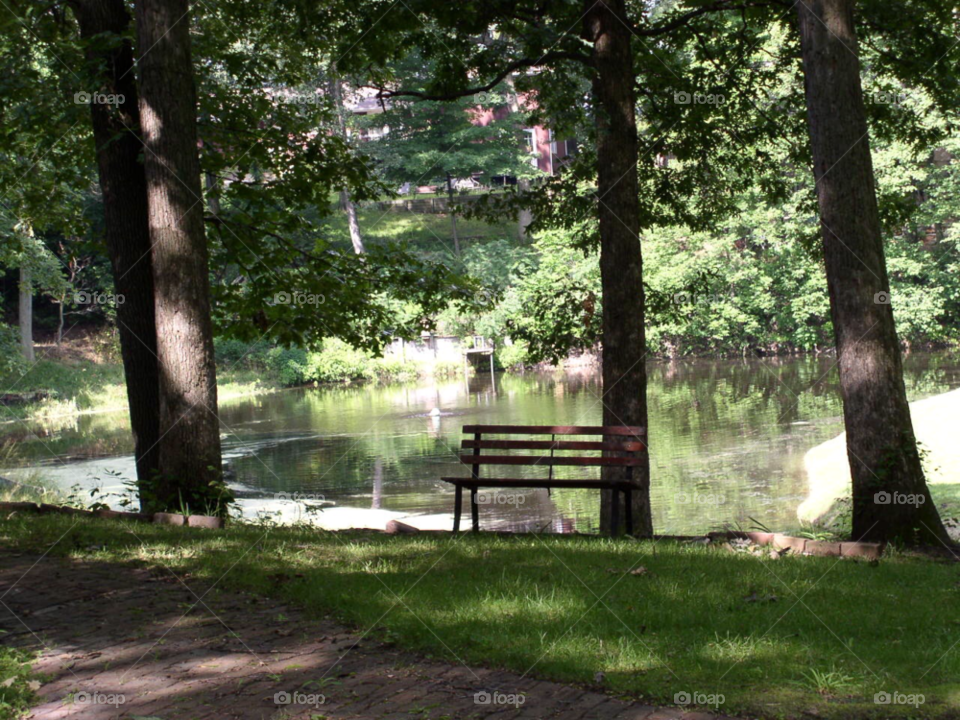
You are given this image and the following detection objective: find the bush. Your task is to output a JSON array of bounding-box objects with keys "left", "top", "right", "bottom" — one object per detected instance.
[
  {"left": 214, "top": 338, "right": 271, "bottom": 369},
  {"left": 256, "top": 339, "right": 422, "bottom": 387},
  {"left": 302, "top": 339, "right": 373, "bottom": 383},
  {"left": 265, "top": 347, "right": 310, "bottom": 386},
  {"left": 495, "top": 342, "right": 530, "bottom": 369},
  {"left": 0, "top": 324, "right": 25, "bottom": 379}
]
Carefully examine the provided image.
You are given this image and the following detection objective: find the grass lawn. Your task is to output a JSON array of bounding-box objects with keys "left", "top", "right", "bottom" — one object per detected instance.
[
  {"left": 0, "top": 361, "right": 276, "bottom": 426},
  {"left": 2, "top": 515, "right": 959, "bottom": 719},
  {"left": 323, "top": 206, "right": 520, "bottom": 251}
]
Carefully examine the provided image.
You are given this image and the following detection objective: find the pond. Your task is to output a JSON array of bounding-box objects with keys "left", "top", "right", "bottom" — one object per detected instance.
[{"left": 7, "top": 352, "right": 960, "bottom": 534}]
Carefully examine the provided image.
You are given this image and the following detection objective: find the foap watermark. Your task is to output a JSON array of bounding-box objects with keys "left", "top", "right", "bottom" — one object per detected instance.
[
  {"left": 874, "top": 491, "right": 925, "bottom": 507},
  {"left": 74, "top": 91, "right": 124, "bottom": 106},
  {"left": 474, "top": 690, "right": 525, "bottom": 708},
  {"left": 673, "top": 291, "right": 731, "bottom": 307},
  {"left": 74, "top": 291, "right": 124, "bottom": 306},
  {"left": 476, "top": 491, "right": 526, "bottom": 506},
  {"left": 674, "top": 91, "right": 725, "bottom": 105},
  {"left": 864, "top": 91, "right": 908, "bottom": 107},
  {"left": 474, "top": 288, "right": 495, "bottom": 307},
  {"left": 73, "top": 691, "right": 125, "bottom": 708},
  {"left": 675, "top": 492, "right": 725, "bottom": 506},
  {"left": 274, "top": 690, "right": 326, "bottom": 708},
  {"left": 873, "top": 290, "right": 924, "bottom": 309},
  {"left": 874, "top": 691, "right": 924, "bottom": 708},
  {"left": 275, "top": 491, "right": 326, "bottom": 503},
  {"left": 675, "top": 691, "right": 725, "bottom": 709},
  {"left": 273, "top": 291, "right": 325, "bottom": 306},
  {"left": 473, "top": 91, "right": 499, "bottom": 104}
]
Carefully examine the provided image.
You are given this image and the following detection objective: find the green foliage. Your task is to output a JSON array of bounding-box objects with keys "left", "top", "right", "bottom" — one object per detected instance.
[
  {"left": 0, "top": 325, "right": 25, "bottom": 379},
  {"left": 0, "top": 646, "right": 39, "bottom": 719},
  {"left": 354, "top": 53, "right": 535, "bottom": 190},
  {"left": 494, "top": 341, "right": 529, "bottom": 369},
  {"left": 505, "top": 230, "right": 601, "bottom": 364},
  {"left": 220, "top": 338, "right": 420, "bottom": 387}
]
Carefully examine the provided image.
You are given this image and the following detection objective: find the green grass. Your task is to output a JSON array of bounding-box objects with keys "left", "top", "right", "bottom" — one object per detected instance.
[
  {"left": 2, "top": 516, "right": 959, "bottom": 719},
  {"left": 0, "top": 362, "right": 276, "bottom": 425},
  {"left": 324, "top": 206, "right": 519, "bottom": 252}
]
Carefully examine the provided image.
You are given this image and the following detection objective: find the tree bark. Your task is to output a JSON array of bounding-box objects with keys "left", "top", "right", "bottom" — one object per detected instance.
[
  {"left": 341, "top": 190, "right": 364, "bottom": 254},
  {"left": 135, "top": 0, "right": 224, "bottom": 513},
  {"left": 71, "top": 0, "right": 162, "bottom": 507},
  {"left": 327, "top": 70, "right": 365, "bottom": 254},
  {"left": 18, "top": 264, "right": 33, "bottom": 362},
  {"left": 796, "top": 0, "right": 948, "bottom": 544},
  {"left": 583, "top": 0, "right": 652, "bottom": 536}
]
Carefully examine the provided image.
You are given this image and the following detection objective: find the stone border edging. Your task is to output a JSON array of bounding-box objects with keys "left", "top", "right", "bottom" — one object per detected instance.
[
  {"left": 0, "top": 505, "right": 883, "bottom": 556},
  {"left": 0, "top": 501, "right": 223, "bottom": 529},
  {"left": 707, "top": 531, "right": 884, "bottom": 559}
]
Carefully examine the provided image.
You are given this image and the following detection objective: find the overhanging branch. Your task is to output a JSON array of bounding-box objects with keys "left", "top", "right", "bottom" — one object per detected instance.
[{"left": 375, "top": 50, "right": 592, "bottom": 102}]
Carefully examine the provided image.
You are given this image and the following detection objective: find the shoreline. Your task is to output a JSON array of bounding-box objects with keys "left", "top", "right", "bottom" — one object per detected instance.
[{"left": 798, "top": 386, "right": 960, "bottom": 529}]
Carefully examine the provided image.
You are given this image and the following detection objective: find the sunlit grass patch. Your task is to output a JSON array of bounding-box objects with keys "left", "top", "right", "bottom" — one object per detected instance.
[{"left": 1, "top": 516, "right": 958, "bottom": 718}]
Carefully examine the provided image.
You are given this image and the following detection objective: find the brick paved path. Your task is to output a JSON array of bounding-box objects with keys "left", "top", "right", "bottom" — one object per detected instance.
[{"left": 0, "top": 552, "right": 729, "bottom": 720}]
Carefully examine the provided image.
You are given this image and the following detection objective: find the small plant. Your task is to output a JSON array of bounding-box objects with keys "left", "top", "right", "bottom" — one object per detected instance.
[
  {"left": 796, "top": 666, "right": 859, "bottom": 696},
  {"left": 0, "top": 646, "right": 41, "bottom": 717}
]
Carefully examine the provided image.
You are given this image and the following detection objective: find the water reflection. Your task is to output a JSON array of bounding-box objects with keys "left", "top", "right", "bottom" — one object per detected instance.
[{"left": 6, "top": 352, "right": 960, "bottom": 534}]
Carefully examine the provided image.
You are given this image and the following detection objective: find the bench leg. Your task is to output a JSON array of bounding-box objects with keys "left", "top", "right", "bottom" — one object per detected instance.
[
  {"left": 453, "top": 485, "right": 462, "bottom": 532},
  {"left": 470, "top": 488, "right": 479, "bottom": 532},
  {"left": 624, "top": 488, "right": 633, "bottom": 536},
  {"left": 610, "top": 487, "right": 620, "bottom": 537}
]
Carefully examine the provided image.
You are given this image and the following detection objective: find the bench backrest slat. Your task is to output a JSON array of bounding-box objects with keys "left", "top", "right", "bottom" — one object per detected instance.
[
  {"left": 454, "top": 424, "right": 647, "bottom": 479},
  {"left": 461, "top": 424, "right": 645, "bottom": 437},
  {"left": 458, "top": 454, "right": 645, "bottom": 467},
  {"left": 462, "top": 439, "right": 646, "bottom": 453}
]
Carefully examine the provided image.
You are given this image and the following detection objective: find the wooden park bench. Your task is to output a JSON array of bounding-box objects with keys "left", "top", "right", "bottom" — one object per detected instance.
[{"left": 441, "top": 425, "right": 647, "bottom": 536}]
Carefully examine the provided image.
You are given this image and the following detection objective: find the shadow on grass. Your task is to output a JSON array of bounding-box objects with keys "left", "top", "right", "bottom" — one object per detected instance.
[{"left": 2, "top": 515, "right": 959, "bottom": 719}]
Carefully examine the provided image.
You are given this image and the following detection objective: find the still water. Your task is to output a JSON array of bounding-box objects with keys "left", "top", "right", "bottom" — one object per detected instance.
[{"left": 8, "top": 353, "right": 960, "bottom": 534}]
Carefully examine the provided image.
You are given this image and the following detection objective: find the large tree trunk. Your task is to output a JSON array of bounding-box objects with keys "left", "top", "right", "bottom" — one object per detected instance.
[
  {"left": 72, "top": 0, "right": 162, "bottom": 508},
  {"left": 327, "top": 70, "right": 365, "bottom": 254},
  {"left": 797, "top": 0, "right": 948, "bottom": 544},
  {"left": 583, "top": 0, "right": 652, "bottom": 536},
  {"left": 18, "top": 264, "right": 33, "bottom": 363},
  {"left": 136, "top": 0, "right": 224, "bottom": 514}
]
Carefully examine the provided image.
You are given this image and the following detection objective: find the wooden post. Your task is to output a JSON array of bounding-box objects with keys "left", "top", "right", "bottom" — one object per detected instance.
[
  {"left": 453, "top": 485, "right": 462, "bottom": 532},
  {"left": 471, "top": 488, "right": 479, "bottom": 532},
  {"left": 624, "top": 488, "right": 633, "bottom": 535},
  {"left": 471, "top": 431, "right": 482, "bottom": 532},
  {"left": 610, "top": 484, "right": 620, "bottom": 537}
]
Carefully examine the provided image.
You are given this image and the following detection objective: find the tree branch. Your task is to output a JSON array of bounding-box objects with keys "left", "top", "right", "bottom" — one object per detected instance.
[
  {"left": 375, "top": 50, "right": 592, "bottom": 102},
  {"left": 631, "top": 0, "right": 789, "bottom": 38}
]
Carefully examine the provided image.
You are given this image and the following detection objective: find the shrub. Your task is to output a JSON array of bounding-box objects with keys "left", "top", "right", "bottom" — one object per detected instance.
[
  {"left": 0, "top": 324, "right": 25, "bottom": 379},
  {"left": 495, "top": 342, "right": 530, "bottom": 369},
  {"left": 265, "top": 347, "right": 310, "bottom": 386}
]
